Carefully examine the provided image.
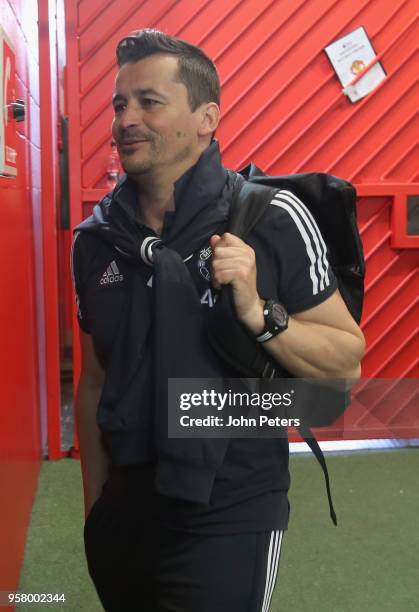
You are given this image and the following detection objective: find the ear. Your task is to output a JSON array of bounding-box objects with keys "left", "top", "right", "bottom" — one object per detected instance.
[{"left": 197, "top": 102, "right": 220, "bottom": 138}]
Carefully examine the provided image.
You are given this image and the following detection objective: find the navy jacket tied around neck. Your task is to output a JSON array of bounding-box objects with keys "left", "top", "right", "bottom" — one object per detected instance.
[{"left": 74, "top": 141, "right": 242, "bottom": 505}]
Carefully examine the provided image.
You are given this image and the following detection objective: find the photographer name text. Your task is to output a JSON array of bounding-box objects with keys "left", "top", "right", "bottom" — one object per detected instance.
[{"left": 179, "top": 414, "right": 300, "bottom": 428}]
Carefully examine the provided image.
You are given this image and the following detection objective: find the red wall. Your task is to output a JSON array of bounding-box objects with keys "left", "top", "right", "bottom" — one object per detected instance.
[
  {"left": 66, "top": 0, "right": 419, "bottom": 439},
  {"left": 0, "top": 0, "right": 44, "bottom": 598}
]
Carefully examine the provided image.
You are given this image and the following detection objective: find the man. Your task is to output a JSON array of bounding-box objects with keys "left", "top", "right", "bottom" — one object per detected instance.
[{"left": 72, "top": 29, "right": 365, "bottom": 612}]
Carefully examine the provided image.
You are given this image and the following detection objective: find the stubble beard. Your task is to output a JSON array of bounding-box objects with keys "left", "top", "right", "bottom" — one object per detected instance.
[
  {"left": 119, "top": 139, "right": 157, "bottom": 177},
  {"left": 121, "top": 134, "right": 195, "bottom": 180}
]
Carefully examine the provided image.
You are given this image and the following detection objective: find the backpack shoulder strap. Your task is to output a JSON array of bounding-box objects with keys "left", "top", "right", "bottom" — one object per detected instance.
[{"left": 227, "top": 179, "right": 278, "bottom": 239}]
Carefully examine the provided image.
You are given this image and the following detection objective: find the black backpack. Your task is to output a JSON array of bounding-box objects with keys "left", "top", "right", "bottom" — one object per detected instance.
[{"left": 206, "top": 164, "right": 366, "bottom": 525}]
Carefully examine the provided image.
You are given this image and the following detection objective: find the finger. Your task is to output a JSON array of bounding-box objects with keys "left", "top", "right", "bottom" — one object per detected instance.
[
  {"left": 212, "top": 269, "right": 241, "bottom": 286},
  {"left": 219, "top": 232, "right": 247, "bottom": 247},
  {"left": 212, "top": 246, "right": 252, "bottom": 261},
  {"left": 210, "top": 234, "right": 222, "bottom": 250},
  {"left": 212, "top": 266, "right": 251, "bottom": 284},
  {"left": 212, "top": 255, "right": 251, "bottom": 273},
  {"left": 212, "top": 259, "right": 252, "bottom": 277},
  {"left": 211, "top": 233, "right": 243, "bottom": 249}
]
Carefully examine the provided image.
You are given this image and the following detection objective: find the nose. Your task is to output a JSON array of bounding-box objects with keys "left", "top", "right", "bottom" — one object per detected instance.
[{"left": 115, "top": 100, "right": 143, "bottom": 131}]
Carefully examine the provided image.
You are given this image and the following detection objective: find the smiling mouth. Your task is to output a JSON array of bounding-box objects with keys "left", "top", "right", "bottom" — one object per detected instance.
[{"left": 119, "top": 140, "right": 149, "bottom": 150}]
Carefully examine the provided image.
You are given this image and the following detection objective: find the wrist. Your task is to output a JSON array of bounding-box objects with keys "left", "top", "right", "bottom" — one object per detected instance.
[{"left": 240, "top": 297, "right": 265, "bottom": 335}]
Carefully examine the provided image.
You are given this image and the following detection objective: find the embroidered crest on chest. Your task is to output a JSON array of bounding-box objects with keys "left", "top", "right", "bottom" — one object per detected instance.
[{"left": 198, "top": 245, "right": 213, "bottom": 282}]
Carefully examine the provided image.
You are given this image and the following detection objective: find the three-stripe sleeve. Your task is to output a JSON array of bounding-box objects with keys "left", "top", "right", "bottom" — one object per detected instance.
[
  {"left": 271, "top": 190, "right": 330, "bottom": 295},
  {"left": 267, "top": 189, "right": 337, "bottom": 313}
]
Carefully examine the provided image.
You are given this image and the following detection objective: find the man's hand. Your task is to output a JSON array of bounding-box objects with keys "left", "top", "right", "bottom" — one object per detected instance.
[{"left": 210, "top": 233, "right": 265, "bottom": 334}]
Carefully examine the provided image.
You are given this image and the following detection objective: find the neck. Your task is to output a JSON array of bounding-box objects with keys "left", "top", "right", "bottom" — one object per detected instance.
[
  {"left": 131, "top": 146, "right": 207, "bottom": 236},
  {"left": 137, "top": 183, "right": 175, "bottom": 236}
]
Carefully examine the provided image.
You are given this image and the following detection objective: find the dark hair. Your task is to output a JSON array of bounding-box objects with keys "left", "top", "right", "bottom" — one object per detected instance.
[{"left": 116, "top": 29, "right": 220, "bottom": 112}]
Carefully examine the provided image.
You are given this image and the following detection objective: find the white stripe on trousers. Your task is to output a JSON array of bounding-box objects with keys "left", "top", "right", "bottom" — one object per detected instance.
[{"left": 260, "top": 530, "right": 283, "bottom": 612}]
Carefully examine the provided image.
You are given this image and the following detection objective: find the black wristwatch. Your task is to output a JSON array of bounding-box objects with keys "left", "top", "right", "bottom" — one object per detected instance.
[{"left": 255, "top": 299, "right": 289, "bottom": 343}]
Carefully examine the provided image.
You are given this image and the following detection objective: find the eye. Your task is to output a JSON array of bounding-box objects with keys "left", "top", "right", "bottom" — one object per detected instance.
[
  {"left": 141, "top": 98, "right": 160, "bottom": 108},
  {"left": 113, "top": 103, "right": 126, "bottom": 115}
]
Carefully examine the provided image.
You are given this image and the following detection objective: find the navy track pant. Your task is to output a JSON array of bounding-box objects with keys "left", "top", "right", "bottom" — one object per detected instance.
[{"left": 84, "top": 475, "right": 284, "bottom": 612}]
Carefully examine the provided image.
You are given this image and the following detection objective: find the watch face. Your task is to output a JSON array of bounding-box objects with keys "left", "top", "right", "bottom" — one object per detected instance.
[{"left": 271, "top": 302, "right": 288, "bottom": 328}]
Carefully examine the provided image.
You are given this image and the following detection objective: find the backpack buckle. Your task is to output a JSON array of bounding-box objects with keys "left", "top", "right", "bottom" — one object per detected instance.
[{"left": 262, "top": 362, "right": 276, "bottom": 380}]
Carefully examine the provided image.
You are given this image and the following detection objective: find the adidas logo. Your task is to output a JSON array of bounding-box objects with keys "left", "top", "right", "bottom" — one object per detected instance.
[{"left": 100, "top": 261, "right": 124, "bottom": 285}]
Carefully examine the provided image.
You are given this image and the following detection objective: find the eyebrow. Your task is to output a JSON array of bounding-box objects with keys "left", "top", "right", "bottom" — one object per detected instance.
[{"left": 112, "top": 88, "right": 168, "bottom": 104}]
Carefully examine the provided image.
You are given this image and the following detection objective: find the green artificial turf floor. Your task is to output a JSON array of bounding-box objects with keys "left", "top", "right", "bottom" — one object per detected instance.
[{"left": 17, "top": 449, "right": 419, "bottom": 611}]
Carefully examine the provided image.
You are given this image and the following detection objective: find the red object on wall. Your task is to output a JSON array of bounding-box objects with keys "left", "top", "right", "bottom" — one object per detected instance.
[
  {"left": 66, "top": 0, "right": 419, "bottom": 441},
  {"left": 1, "top": 28, "right": 18, "bottom": 177}
]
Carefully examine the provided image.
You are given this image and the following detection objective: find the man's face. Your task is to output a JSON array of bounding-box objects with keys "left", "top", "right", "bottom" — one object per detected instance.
[{"left": 111, "top": 54, "right": 203, "bottom": 179}]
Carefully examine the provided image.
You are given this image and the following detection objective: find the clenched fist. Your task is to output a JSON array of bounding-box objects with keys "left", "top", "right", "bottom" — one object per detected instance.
[{"left": 210, "top": 233, "right": 265, "bottom": 335}]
